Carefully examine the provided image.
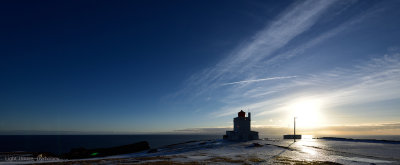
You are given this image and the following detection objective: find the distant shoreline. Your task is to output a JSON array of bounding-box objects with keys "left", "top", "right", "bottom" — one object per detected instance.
[{"left": 317, "top": 137, "right": 400, "bottom": 144}]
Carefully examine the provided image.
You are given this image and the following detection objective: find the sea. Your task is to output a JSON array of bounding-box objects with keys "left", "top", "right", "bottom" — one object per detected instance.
[
  {"left": 0, "top": 134, "right": 399, "bottom": 155},
  {"left": 0, "top": 135, "right": 221, "bottom": 154}
]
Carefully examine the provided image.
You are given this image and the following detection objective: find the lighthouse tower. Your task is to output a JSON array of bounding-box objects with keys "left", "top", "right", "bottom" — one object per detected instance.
[{"left": 223, "top": 110, "right": 259, "bottom": 141}]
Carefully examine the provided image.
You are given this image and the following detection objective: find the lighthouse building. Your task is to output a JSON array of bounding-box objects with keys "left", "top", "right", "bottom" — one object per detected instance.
[{"left": 223, "top": 110, "right": 259, "bottom": 141}]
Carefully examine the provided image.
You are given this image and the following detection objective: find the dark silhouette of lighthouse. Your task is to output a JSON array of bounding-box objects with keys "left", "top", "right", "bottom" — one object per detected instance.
[{"left": 223, "top": 110, "right": 259, "bottom": 141}]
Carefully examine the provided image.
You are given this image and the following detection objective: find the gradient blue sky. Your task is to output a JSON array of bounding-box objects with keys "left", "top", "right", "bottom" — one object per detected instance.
[{"left": 1, "top": 0, "right": 400, "bottom": 135}]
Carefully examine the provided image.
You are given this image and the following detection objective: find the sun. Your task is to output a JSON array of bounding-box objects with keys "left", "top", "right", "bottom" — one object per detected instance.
[{"left": 288, "top": 98, "right": 324, "bottom": 128}]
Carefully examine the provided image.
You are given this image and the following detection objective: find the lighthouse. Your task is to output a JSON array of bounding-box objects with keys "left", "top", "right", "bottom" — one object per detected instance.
[{"left": 223, "top": 110, "right": 259, "bottom": 141}]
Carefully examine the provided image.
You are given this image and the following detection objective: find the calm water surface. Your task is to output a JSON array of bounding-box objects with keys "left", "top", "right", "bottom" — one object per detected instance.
[{"left": 0, "top": 135, "right": 220, "bottom": 154}]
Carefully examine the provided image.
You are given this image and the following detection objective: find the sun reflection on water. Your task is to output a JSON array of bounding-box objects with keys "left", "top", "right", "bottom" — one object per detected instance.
[
  {"left": 295, "top": 138, "right": 322, "bottom": 156},
  {"left": 301, "top": 147, "right": 317, "bottom": 155}
]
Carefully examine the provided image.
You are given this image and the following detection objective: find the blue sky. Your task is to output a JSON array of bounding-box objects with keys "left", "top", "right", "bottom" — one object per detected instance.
[{"left": 1, "top": 0, "right": 400, "bottom": 135}]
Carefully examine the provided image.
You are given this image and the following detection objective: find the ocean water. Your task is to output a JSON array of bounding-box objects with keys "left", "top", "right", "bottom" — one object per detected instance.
[
  {"left": 0, "top": 135, "right": 220, "bottom": 154},
  {"left": 0, "top": 134, "right": 398, "bottom": 155}
]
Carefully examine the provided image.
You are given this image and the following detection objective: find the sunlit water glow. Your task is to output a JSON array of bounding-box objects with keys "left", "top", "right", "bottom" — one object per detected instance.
[{"left": 301, "top": 147, "right": 317, "bottom": 155}]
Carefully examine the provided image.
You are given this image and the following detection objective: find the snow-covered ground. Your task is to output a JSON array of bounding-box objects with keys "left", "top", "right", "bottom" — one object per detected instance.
[{"left": 2, "top": 138, "right": 400, "bottom": 164}]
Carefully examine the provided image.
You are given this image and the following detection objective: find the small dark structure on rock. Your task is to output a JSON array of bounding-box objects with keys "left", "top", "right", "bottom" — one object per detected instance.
[
  {"left": 283, "top": 117, "right": 302, "bottom": 141},
  {"left": 283, "top": 135, "right": 302, "bottom": 140}
]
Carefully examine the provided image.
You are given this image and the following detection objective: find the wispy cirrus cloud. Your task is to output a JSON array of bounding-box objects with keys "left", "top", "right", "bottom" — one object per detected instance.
[
  {"left": 212, "top": 53, "right": 400, "bottom": 122},
  {"left": 221, "top": 76, "right": 297, "bottom": 86},
  {"left": 177, "top": 0, "right": 339, "bottom": 98},
  {"left": 170, "top": 0, "right": 400, "bottom": 127}
]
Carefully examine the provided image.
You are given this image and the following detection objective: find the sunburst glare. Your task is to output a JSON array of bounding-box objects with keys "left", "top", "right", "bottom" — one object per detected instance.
[{"left": 288, "top": 98, "right": 325, "bottom": 128}]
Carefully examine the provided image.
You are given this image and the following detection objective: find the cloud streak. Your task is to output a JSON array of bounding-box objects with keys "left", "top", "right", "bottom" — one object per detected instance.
[
  {"left": 221, "top": 76, "right": 297, "bottom": 86},
  {"left": 177, "top": 0, "right": 338, "bottom": 98},
  {"left": 170, "top": 0, "right": 400, "bottom": 128},
  {"left": 211, "top": 53, "right": 400, "bottom": 123}
]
